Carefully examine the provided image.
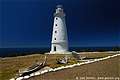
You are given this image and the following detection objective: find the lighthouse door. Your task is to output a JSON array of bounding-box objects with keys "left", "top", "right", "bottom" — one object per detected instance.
[{"left": 54, "top": 46, "right": 56, "bottom": 51}]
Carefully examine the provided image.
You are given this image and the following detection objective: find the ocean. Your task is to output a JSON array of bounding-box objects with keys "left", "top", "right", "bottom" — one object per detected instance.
[{"left": 0, "top": 47, "right": 119, "bottom": 57}]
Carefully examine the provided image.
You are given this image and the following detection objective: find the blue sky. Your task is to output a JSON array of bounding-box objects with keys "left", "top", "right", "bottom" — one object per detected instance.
[{"left": 0, "top": 0, "right": 120, "bottom": 48}]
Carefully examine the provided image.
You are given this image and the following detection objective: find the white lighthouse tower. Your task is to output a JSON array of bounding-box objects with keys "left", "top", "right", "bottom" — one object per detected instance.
[{"left": 50, "top": 5, "right": 68, "bottom": 54}]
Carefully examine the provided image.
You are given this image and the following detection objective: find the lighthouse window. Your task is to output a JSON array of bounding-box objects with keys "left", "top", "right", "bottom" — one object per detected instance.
[
  {"left": 54, "top": 46, "right": 56, "bottom": 51},
  {"left": 54, "top": 38, "right": 56, "bottom": 40},
  {"left": 56, "top": 18, "right": 58, "bottom": 20},
  {"left": 55, "top": 24, "right": 57, "bottom": 26},
  {"left": 55, "top": 31, "right": 57, "bottom": 33}
]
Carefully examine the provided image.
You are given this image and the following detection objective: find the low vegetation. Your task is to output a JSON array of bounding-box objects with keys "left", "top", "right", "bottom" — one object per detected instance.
[
  {"left": 29, "top": 55, "right": 120, "bottom": 80},
  {"left": 0, "top": 52, "right": 116, "bottom": 80}
]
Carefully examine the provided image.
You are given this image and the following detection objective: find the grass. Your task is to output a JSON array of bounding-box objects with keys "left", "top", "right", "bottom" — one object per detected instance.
[
  {"left": 29, "top": 55, "right": 120, "bottom": 80},
  {"left": 0, "top": 52, "right": 116, "bottom": 80}
]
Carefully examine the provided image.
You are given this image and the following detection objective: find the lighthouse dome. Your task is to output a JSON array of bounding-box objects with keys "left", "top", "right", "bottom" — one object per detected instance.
[{"left": 56, "top": 5, "right": 63, "bottom": 8}]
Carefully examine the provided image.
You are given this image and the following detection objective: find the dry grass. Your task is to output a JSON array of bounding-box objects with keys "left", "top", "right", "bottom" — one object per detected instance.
[
  {"left": 29, "top": 55, "right": 120, "bottom": 80},
  {"left": 0, "top": 52, "right": 116, "bottom": 80}
]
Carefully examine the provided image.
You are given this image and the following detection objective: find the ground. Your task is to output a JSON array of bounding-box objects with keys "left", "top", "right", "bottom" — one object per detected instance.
[
  {"left": 0, "top": 52, "right": 118, "bottom": 80},
  {"left": 29, "top": 55, "right": 120, "bottom": 80}
]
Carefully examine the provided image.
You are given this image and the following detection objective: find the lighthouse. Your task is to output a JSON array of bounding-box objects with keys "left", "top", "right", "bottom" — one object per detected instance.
[{"left": 50, "top": 5, "right": 68, "bottom": 54}]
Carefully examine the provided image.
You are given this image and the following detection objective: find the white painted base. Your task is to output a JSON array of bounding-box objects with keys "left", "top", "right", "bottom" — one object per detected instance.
[{"left": 48, "top": 51, "right": 71, "bottom": 54}]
